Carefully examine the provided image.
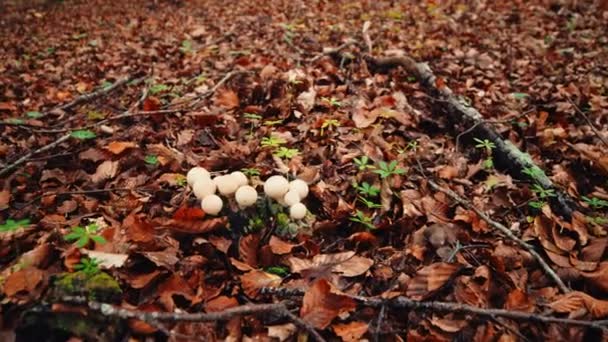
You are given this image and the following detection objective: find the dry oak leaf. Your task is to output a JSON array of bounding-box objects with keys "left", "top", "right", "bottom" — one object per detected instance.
[
  {"left": 550, "top": 291, "right": 608, "bottom": 318},
  {"left": 155, "top": 216, "right": 227, "bottom": 234},
  {"left": 0, "top": 190, "right": 9, "bottom": 210},
  {"left": 82, "top": 250, "right": 128, "bottom": 269},
  {"left": 300, "top": 278, "right": 357, "bottom": 329},
  {"left": 91, "top": 160, "right": 119, "bottom": 183},
  {"left": 240, "top": 270, "right": 282, "bottom": 298},
  {"left": 3, "top": 267, "right": 45, "bottom": 298},
  {"left": 240, "top": 233, "right": 260, "bottom": 268},
  {"left": 215, "top": 89, "right": 239, "bottom": 109},
  {"left": 333, "top": 321, "right": 369, "bottom": 342},
  {"left": 104, "top": 141, "right": 137, "bottom": 155},
  {"left": 406, "top": 262, "right": 463, "bottom": 300},
  {"left": 205, "top": 295, "right": 239, "bottom": 312},
  {"left": 268, "top": 235, "right": 297, "bottom": 255},
  {"left": 581, "top": 261, "right": 608, "bottom": 292},
  {"left": 289, "top": 251, "right": 373, "bottom": 278},
  {"left": 267, "top": 323, "right": 297, "bottom": 342}
]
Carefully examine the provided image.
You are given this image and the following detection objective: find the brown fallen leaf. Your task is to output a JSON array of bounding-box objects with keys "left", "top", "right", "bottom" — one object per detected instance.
[
  {"left": 240, "top": 270, "right": 282, "bottom": 298},
  {"left": 300, "top": 279, "right": 356, "bottom": 329},
  {"left": 550, "top": 291, "right": 608, "bottom": 318},
  {"left": 0, "top": 190, "right": 9, "bottom": 210},
  {"left": 205, "top": 295, "right": 239, "bottom": 312},
  {"left": 406, "top": 262, "right": 463, "bottom": 300},
  {"left": 91, "top": 160, "right": 119, "bottom": 183},
  {"left": 3, "top": 268, "right": 45, "bottom": 298},
  {"left": 215, "top": 88, "right": 239, "bottom": 109},
  {"left": 289, "top": 251, "right": 373, "bottom": 279},
  {"left": 268, "top": 235, "right": 296, "bottom": 255},
  {"left": 267, "top": 323, "right": 297, "bottom": 341}
]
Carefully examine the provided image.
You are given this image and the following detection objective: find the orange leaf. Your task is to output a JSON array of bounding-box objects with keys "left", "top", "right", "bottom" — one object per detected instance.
[
  {"left": 550, "top": 291, "right": 608, "bottom": 318},
  {"left": 300, "top": 279, "right": 356, "bottom": 329},
  {"left": 206, "top": 295, "right": 238, "bottom": 312},
  {"left": 333, "top": 321, "right": 369, "bottom": 342},
  {"left": 173, "top": 206, "right": 205, "bottom": 221},
  {"left": 0, "top": 190, "right": 9, "bottom": 210},
  {"left": 143, "top": 96, "right": 161, "bottom": 111},
  {"left": 105, "top": 141, "right": 137, "bottom": 155},
  {"left": 3, "top": 268, "right": 45, "bottom": 298},
  {"left": 215, "top": 89, "right": 239, "bottom": 109},
  {"left": 268, "top": 236, "right": 296, "bottom": 255}
]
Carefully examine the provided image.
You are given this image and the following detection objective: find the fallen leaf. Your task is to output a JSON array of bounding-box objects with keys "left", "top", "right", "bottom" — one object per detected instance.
[
  {"left": 240, "top": 270, "right": 282, "bottom": 298},
  {"left": 406, "top": 262, "right": 463, "bottom": 300},
  {"left": 333, "top": 321, "right": 369, "bottom": 342},
  {"left": 0, "top": 190, "right": 9, "bottom": 210},
  {"left": 550, "top": 291, "right": 608, "bottom": 318},
  {"left": 289, "top": 251, "right": 372, "bottom": 279},
  {"left": 215, "top": 89, "right": 239, "bottom": 109},
  {"left": 3, "top": 268, "right": 45, "bottom": 298},
  {"left": 205, "top": 295, "right": 238, "bottom": 312},
  {"left": 105, "top": 141, "right": 137, "bottom": 155},
  {"left": 91, "top": 160, "right": 119, "bottom": 183},
  {"left": 82, "top": 250, "right": 129, "bottom": 269},
  {"left": 300, "top": 279, "right": 356, "bottom": 329},
  {"left": 267, "top": 323, "right": 297, "bottom": 341},
  {"left": 268, "top": 236, "right": 296, "bottom": 255}
]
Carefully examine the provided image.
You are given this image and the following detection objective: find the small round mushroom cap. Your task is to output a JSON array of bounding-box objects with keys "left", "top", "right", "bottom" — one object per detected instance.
[
  {"left": 201, "top": 195, "right": 223, "bottom": 215},
  {"left": 214, "top": 175, "right": 239, "bottom": 196},
  {"left": 230, "top": 171, "right": 249, "bottom": 187},
  {"left": 187, "top": 167, "right": 210, "bottom": 187},
  {"left": 289, "top": 179, "right": 309, "bottom": 199},
  {"left": 235, "top": 185, "right": 258, "bottom": 207},
  {"left": 289, "top": 203, "right": 307, "bottom": 220},
  {"left": 263, "top": 175, "right": 289, "bottom": 199},
  {"left": 192, "top": 177, "right": 217, "bottom": 199},
  {"left": 283, "top": 190, "right": 301, "bottom": 206}
]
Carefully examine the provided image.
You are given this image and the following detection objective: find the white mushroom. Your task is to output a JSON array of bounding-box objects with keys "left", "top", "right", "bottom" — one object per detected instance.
[
  {"left": 201, "top": 194, "right": 223, "bottom": 215},
  {"left": 289, "top": 179, "right": 309, "bottom": 199},
  {"left": 230, "top": 171, "right": 249, "bottom": 187},
  {"left": 263, "top": 175, "right": 289, "bottom": 199},
  {"left": 283, "top": 190, "right": 301, "bottom": 206},
  {"left": 192, "top": 177, "right": 217, "bottom": 199},
  {"left": 214, "top": 175, "right": 239, "bottom": 196},
  {"left": 235, "top": 185, "right": 258, "bottom": 208},
  {"left": 187, "top": 167, "right": 210, "bottom": 187},
  {"left": 289, "top": 203, "right": 307, "bottom": 220}
]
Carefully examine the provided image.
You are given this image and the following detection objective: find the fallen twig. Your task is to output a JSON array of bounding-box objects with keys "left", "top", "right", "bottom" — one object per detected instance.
[
  {"left": 59, "top": 297, "right": 326, "bottom": 342},
  {"left": 426, "top": 179, "right": 570, "bottom": 293},
  {"left": 365, "top": 54, "right": 578, "bottom": 218},
  {"left": 0, "top": 133, "right": 71, "bottom": 178},
  {"left": 566, "top": 95, "right": 608, "bottom": 149},
  {"left": 310, "top": 39, "right": 357, "bottom": 63}
]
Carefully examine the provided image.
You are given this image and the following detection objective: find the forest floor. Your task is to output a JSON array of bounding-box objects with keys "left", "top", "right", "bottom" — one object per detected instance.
[{"left": 1, "top": 0, "right": 608, "bottom": 341}]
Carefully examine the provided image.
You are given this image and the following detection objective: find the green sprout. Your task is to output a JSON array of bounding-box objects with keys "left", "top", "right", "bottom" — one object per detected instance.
[
  {"left": 70, "top": 129, "right": 96, "bottom": 140},
  {"left": 355, "top": 182, "right": 380, "bottom": 197},
  {"left": 358, "top": 196, "right": 382, "bottom": 209},
  {"left": 406, "top": 140, "right": 419, "bottom": 152},
  {"left": 241, "top": 168, "right": 261, "bottom": 177},
  {"left": 474, "top": 138, "right": 495, "bottom": 169},
  {"left": 264, "top": 119, "right": 284, "bottom": 127},
  {"left": 274, "top": 147, "right": 300, "bottom": 159},
  {"left": 244, "top": 113, "right": 262, "bottom": 135},
  {"left": 144, "top": 155, "right": 159, "bottom": 165},
  {"left": 265, "top": 266, "right": 290, "bottom": 277},
  {"left": 261, "top": 136, "right": 286, "bottom": 148},
  {"left": 179, "top": 40, "right": 194, "bottom": 54},
  {"left": 588, "top": 216, "right": 608, "bottom": 225},
  {"left": 350, "top": 210, "right": 376, "bottom": 230},
  {"left": 373, "top": 160, "right": 406, "bottom": 179},
  {"left": 0, "top": 219, "right": 30, "bottom": 233},
  {"left": 528, "top": 200, "right": 546, "bottom": 209},
  {"left": 320, "top": 119, "right": 341, "bottom": 136},
  {"left": 64, "top": 223, "right": 107, "bottom": 248},
  {"left": 522, "top": 166, "right": 545, "bottom": 180},
  {"left": 148, "top": 83, "right": 170, "bottom": 95},
  {"left": 322, "top": 97, "right": 342, "bottom": 107},
  {"left": 583, "top": 196, "right": 608, "bottom": 209},
  {"left": 531, "top": 184, "right": 556, "bottom": 199},
  {"left": 74, "top": 257, "right": 101, "bottom": 276},
  {"left": 353, "top": 156, "right": 374, "bottom": 171}
]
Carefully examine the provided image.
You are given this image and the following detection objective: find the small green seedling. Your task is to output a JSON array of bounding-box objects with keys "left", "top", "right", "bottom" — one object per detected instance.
[
  {"left": 265, "top": 266, "right": 290, "bottom": 277},
  {"left": 244, "top": 113, "right": 262, "bottom": 134},
  {"left": 74, "top": 257, "right": 101, "bottom": 276},
  {"left": 64, "top": 223, "right": 107, "bottom": 248},
  {"left": 355, "top": 182, "right": 380, "bottom": 197},
  {"left": 261, "top": 136, "right": 286, "bottom": 148},
  {"left": 350, "top": 210, "right": 376, "bottom": 230},
  {"left": 264, "top": 119, "right": 284, "bottom": 127},
  {"left": 529, "top": 200, "right": 546, "bottom": 209},
  {"left": 175, "top": 174, "right": 187, "bottom": 187},
  {"left": 353, "top": 156, "right": 374, "bottom": 171},
  {"left": 0, "top": 219, "right": 30, "bottom": 233},
  {"left": 144, "top": 155, "right": 159, "bottom": 165},
  {"left": 531, "top": 184, "right": 556, "bottom": 199},
  {"left": 180, "top": 40, "right": 194, "bottom": 54},
  {"left": 358, "top": 196, "right": 382, "bottom": 209},
  {"left": 406, "top": 140, "right": 419, "bottom": 152},
  {"left": 474, "top": 138, "right": 495, "bottom": 169},
  {"left": 241, "top": 168, "right": 261, "bottom": 177},
  {"left": 373, "top": 160, "right": 406, "bottom": 179},
  {"left": 322, "top": 97, "right": 342, "bottom": 107},
  {"left": 588, "top": 216, "right": 608, "bottom": 225},
  {"left": 583, "top": 196, "right": 608, "bottom": 209},
  {"left": 320, "top": 119, "right": 341, "bottom": 136},
  {"left": 522, "top": 166, "right": 545, "bottom": 180},
  {"left": 149, "top": 83, "right": 170, "bottom": 95},
  {"left": 274, "top": 147, "right": 299, "bottom": 159},
  {"left": 26, "top": 111, "right": 43, "bottom": 119}
]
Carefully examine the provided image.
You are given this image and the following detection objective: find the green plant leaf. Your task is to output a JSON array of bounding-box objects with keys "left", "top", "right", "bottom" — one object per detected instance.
[
  {"left": 91, "top": 235, "right": 107, "bottom": 244},
  {"left": 144, "top": 155, "right": 159, "bottom": 165},
  {"left": 26, "top": 111, "right": 43, "bottom": 119},
  {"left": 76, "top": 236, "right": 89, "bottom": 248},
  {"left": 70, "top": 129, "right": 96, "bottom": 140},
  {"left": 0, "top": 219, "right": 30, "bottom": 233}
]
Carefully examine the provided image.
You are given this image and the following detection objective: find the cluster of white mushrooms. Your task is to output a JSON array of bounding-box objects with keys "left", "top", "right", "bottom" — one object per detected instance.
[{"left": 186, "top": 167, "right": 309, "bottom": 220}]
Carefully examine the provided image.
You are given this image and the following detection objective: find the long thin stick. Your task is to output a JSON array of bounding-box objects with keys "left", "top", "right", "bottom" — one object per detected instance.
[
  {"left": 426, "top": 179, "right": 570, "bottom": 293},
  {"left": 0, "top": 133, "right": 71, "bottom": 177},
  {"left": 46, "top": 76, "right": 133, "bottom": 115},
  {"left": 566, "top": 95, "right": 608, "bottom": 149}
]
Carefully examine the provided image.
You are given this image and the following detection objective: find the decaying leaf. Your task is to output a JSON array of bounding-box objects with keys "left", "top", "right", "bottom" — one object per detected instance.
[
  {"left": 240, "top": 270, "right": 282, "bottom": 298},
  {"left": 300, "top": 278, "right": 356, "bottom": 329}
]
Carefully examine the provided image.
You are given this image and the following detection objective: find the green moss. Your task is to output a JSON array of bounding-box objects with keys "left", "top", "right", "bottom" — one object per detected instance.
[{"left": 53, "top": 271, "right": 121, "bottom": 302}]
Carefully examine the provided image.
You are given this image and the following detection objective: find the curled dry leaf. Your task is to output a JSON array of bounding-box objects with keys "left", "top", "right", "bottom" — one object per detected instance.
[
  {"left": 214, "top": 89, "right": 239, "bottom": 109},
  {"left": 289, "top": 250, "right": 373, "bottom": 278},
  {"left": 300, "top": 278, "right": 356, "bottom": 329},
  {"left": 205, "top": 295, "right": 239, "bottom": 312},
  {"left": 268, "top": 235, "right": 296, "bottom": 255},
  {"left": 406, "top": 262, "right": 463, "bottom": 300},
  {"left": 239, "top": 234, "right": 260, "bottom": 268},
  {"left": 240, "top": 269, "right": 282, "bottom": 298},
  {"left": 2, "top": 268, "right": 45, "bottom": 298},
  {"left": 157, "top": 216, "right": 227, "bottom": 234},
  {"left": 267, "top": 323, "right": 297, "bottom": 342},
  {"left": 82, "top": 250, "right": 128, "bottom": 269},
  {"left": 0, "top": 189, "right": 9, "bottom": 210},
  {"left": 550, "top": 291, "right": 608, "bottom": 318}
]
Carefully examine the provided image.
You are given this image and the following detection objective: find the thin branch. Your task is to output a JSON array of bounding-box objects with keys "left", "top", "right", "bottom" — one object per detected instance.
[
  {"left": 426, "top": 179, "right": 570, "bottom": 293},
  {"left": 46, "top": 76, "right": 133, "bottom": 115},
  {"left": 59, "top": 297, "right": 326, "bottom": 342},
  {"left": 0, "top": 133, "right": 71, "bottom": 178},
  {"left": 310, "top": 39, "right": 356, "bottom": 63},
  {"left": 565, "top": 95, "right": 608, "bottom": 149}
]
